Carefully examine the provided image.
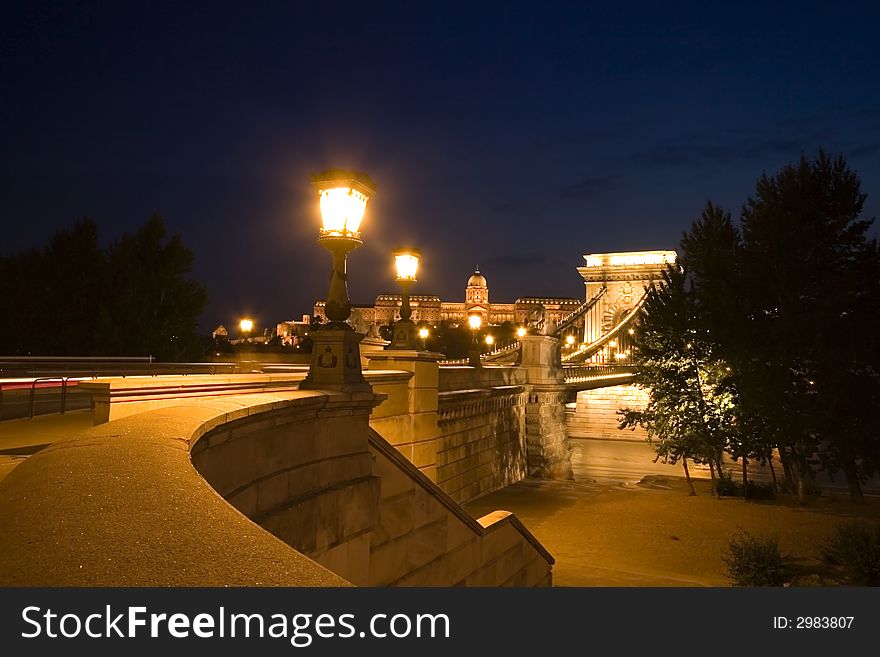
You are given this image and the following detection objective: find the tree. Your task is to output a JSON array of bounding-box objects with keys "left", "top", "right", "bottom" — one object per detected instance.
[
  {"left": 679, "top": 152, "right": 880, "bottom": 503},
  {"left": 94, "top": 215, "right": 208, "bottom": 361},
  {"left": 0, "top": 215, "right": 208, "bottom": 361},
  {"left": 619, "top": 264, "right": 735, "bottom": 495},
  {"left": 0, "top": 219, "right": 103, "bottom": 355},
  {"left": 738, "top": 151, "right": 878, "bottom": 503}
]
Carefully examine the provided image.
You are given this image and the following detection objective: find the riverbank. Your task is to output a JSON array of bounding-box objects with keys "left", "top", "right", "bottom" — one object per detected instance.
[{"left": 465, "top": 475, "right": 880, "bottom": 586}]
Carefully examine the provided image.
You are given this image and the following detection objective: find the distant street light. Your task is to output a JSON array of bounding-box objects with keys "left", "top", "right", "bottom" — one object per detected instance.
[
  {"left": 389, "top": 247, "right": 422, "bottom": 350},
  {"left": 419, "top": 326, "right": 429, "bottom": 350},
  {"left": 565, "top": 334, "right": 575, "bottom": 346},
  {"left": 239, "top": 318, "right": 254, "bottom": 340},
  {"left": 301, "top": 169, "right": 376, "bottom": 392},
  {"left": 468, "top": 314, "right": 482, "bottom": 368},
  {"left": 485, "top": 334, "right": 494, "bottom": 349},
  {"left": 516, "top": 326, "right": 527, "bottom": 338}
]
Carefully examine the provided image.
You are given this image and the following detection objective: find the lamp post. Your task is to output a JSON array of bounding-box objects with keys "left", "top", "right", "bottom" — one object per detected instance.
[
  {"left": 419, "top": 326, "right": 429, "bottom": 350},
  {"left": 485, "top": 334, "right": 494, "bottom": 351},
  {"left": 468, "top": 314, "right": 482, "bottom": 367},
  {"left": 301, "top": 169, "right": 376, "bottom": 392},
  {"left": 388, "top": 247, "right": 421, "bottom": 350},
  {"left": 239, "top": 318, "right": 253, "bottom": 343},
  {"left": 516, "top": 326, "right": 527, "bottom": 339}
]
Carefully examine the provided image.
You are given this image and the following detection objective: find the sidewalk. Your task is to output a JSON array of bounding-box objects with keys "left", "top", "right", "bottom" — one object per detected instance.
[{"left": 0, "top": 410, "right": 93, "bottom": 483}]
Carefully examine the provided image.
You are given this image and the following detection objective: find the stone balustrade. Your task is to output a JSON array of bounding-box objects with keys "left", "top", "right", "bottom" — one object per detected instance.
[{"left": 0, "top": 387, "right": 553, "bottom": 587}]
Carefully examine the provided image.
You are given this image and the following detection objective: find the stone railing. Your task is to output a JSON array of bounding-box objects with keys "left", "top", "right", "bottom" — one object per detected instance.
[{"left": 0, "top": 388, "right": 553, "bottom": 587}]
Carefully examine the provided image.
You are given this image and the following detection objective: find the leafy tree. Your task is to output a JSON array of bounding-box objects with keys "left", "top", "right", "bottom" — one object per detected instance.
[
  {"left": 738, "top": 152, "right": 877, "bottom": 502},
  {"left": 0, "top": 219, "right": 103, "bottom": 355},
  {"left": 619, "top": 264, "right": 734, "bottom": 495},
  {"left": 94, "top": 215, "right": 207, "bottom": 361},
  {"left": 679, "top": 152, "right": 880, "bottom": 503},
  {"left": 0, "top": 214, "right": 208, "bottom": 361}
]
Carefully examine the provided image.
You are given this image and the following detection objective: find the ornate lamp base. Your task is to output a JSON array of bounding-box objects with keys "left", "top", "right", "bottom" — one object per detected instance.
[
  {"left": 388, "top": 319, "right": 420, "bottom": 350},
  {"left": 301, "top": 327, "right": 372, "bottom": 393}
]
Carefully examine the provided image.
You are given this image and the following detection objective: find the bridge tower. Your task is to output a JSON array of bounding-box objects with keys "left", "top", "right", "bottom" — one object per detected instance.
[{"left": 577, "top": 250, "right": 676, "bottom": 357}]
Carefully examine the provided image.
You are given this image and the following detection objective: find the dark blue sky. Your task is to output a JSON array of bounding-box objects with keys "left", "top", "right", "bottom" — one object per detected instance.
[{"left": 2, "top": 1, "right": 879, "bottom": 331}]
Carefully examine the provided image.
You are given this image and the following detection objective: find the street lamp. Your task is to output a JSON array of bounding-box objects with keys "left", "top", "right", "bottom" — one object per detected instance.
[
  {"left": 389, "top": 247, "right": 422, "bottom": 350},
  {"left": 485, "top": 334, "right": 494, "bottom": 350},
  {"left": 301, "top": 168, "right": 376, "bottom": 392},
  {"left": 516, "top": 326, "right": 527, "bottom": 339},
  {"left": 468, "top": 314, "right": 482, "bottom": 367},
  {"left": 418, "top": 326, "right": 429, "bottom": 350},
  {"left": 565, "top": 334, "right": 575, "bottom": 347},
  {"left": 239, "top": 318, "right": 254, "bottom": 342}
]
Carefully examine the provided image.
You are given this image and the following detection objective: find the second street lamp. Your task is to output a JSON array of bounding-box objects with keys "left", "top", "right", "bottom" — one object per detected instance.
[
  {"left": 389, "top": 247, "right": 421, "bottom": 350},
  {"left": 468, "top": 313, "right": 482, "bottom": 368}
]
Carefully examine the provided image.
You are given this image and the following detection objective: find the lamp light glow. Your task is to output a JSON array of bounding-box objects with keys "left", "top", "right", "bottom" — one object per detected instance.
[
  {"left": 485, "top": 335, "right": 494, "bottom": 346},
  {"left": 419, "top": 327, "right": 429, "bottom": 339},
  {"left": 516, "top": 327, "right": 527, "bottom": 338},
  {"left": 318, "top": 188, "right": 368, "bottom": 235},
  {"left": 311, "top": 169, "right": 375, "bottom": 240},
  {"left": 468, "top": 315, "right": 482, "bottom": 330},
  {"left": 240, "top": 318, "right": 254, "bottom": 333},
  {"left": 394, "top": 248, "right": 421, "bottom": 282},
  {"left": 566, "top": 334, "right": 575, "bottom": 346}
]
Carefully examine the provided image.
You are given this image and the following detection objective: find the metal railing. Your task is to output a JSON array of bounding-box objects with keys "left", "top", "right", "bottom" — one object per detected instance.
[
  {"left": 28, "top": 377, "right": 72, "bottom": 418},
  {"left": 563, "top": 364, "right": 637, "bottom": 384}
]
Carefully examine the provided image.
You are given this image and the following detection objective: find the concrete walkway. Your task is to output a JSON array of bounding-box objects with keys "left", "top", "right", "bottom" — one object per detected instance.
[{"left": 0, "top": 410, "right": 93, "bottom": 482}]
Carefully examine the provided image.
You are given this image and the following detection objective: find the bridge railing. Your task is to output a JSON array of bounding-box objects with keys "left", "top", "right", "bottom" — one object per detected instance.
[
  {"left": 563, "top": 364, "right": 637, "bottom": 384},
  {"left": 549, "top": 285, "right": 607, "bottom": 336},
  {"left": 0, "top": 356, "right": 239, "bottom": 378},
  {"left": 562, "top": 289, "right": 648, "bottom": 363}
]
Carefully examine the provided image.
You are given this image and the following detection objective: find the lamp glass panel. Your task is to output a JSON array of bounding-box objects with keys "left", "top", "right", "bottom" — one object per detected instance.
[
  {"left": 395, "top": 253, "right": 420, "bottom": 280},
  {"left": 319, "top": 188, "right": 368, "bottom": 234}
]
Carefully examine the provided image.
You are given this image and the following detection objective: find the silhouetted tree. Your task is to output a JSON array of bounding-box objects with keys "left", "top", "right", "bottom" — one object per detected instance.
[
  {"left": 0, "top": 214, "right": 208, "bottom": 361},
  {"left": 679, "top": 152, "right": 880, "bottom": 503},
  {"left": 94, "top": 215, "right": 207, "bottom": 361}
]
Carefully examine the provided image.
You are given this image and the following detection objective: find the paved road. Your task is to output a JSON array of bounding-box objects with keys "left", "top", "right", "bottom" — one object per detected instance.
[{"left": 0, "top": 410, "right": 94, "bottom": 483}]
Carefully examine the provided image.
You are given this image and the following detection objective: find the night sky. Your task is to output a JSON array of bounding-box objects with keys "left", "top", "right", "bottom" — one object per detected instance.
[{"left": 3, "top": 1, "right": 879, "bottom": 332}]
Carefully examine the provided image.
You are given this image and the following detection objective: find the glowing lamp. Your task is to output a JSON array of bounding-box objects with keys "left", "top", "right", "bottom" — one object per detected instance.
[
  {"left": 240, "top": 318, "right": 254, "bottom": 333},
  {"left": 419, "top": 327, "right": 429, "bottom": 339},
  {"left": 301, "top": 169, "right": 376, "bottom": 393},
  {"left": 467, "top": 314, "right": 483, "bottom": 367},
  {"left": 485, "top": 335, "right": 495, "bottom": 346},
  {"left": 394, "top": 248, "right": 421, "bottom": 282},
  {"left": 566, "top": 334, "right": 575, "bottom": 346},
  {"left": 312, "top": 169, "right": 375, "bottom": 239},
  {"left": 310, "top": 169, "right": 376, "bottom": 325},
  {"left": 516, "top": 327, "right": 527, "bottom": 338}
]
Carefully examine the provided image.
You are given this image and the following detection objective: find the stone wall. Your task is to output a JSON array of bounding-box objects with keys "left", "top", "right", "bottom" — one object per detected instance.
[
  {"left": 436, "top": 385, "right": 527, "bottom": 504},
  {"left": 566, "top": 384, "right": 650, "bottom": 441},
  {"left": 190, "top": 390, "right": 553, "bottom": 587},
  {"left": 366, "top": 352, "right": 441, "bottom": 483},
  {"left": 368, "top": 429, "right": 551, "bottom": 586}
]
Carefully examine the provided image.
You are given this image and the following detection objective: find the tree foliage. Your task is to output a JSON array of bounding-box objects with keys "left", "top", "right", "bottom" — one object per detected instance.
[
  {"left": 0, "top": 215, "right": 208, "bottom": 361},
  {"left": 619, "top": 257, "right": 737, "bottom": 495},
  {"left": 633, "top": 150, "right": 880, "bottom": 503}
]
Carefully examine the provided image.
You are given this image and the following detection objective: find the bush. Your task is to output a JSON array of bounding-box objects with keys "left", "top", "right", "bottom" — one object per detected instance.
[
  {"left": 820, "top": 521, "right": 880, "bottom": 586},
  {"left": 715, "top": 470, "right": 739, "bottom": 496},
  {"left": 723, "top": 530, "right": 787, "bottom": 586},
  {"left": 715, "top": 470, "right": 776, "bottom": 500}
]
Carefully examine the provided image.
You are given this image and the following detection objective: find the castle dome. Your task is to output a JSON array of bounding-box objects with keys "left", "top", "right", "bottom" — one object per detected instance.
[{"left": 467, "top": 269, "right": 487, "bottom": 288}]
